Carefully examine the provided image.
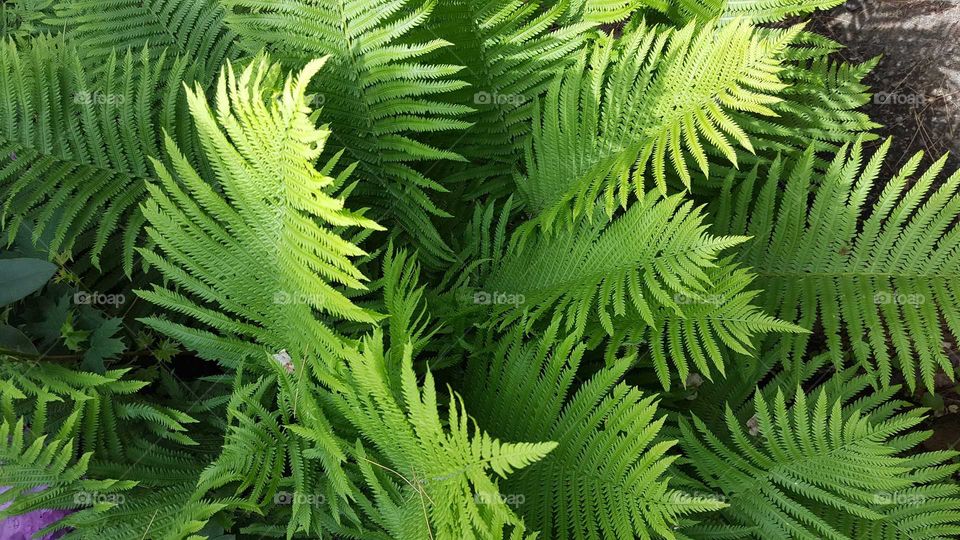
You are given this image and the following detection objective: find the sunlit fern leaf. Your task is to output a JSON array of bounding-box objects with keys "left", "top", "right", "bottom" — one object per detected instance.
[
  {"left": 711, "top": 138, "right": 960, "bottom": 391},
  {"left": 464, "top": 319, "right": 727, "bottom": 539},
  {"left": 438, "top": 194, "right": 800, "bottom": 389},
  {"left": 517, "top": 20, "right": 798, "bottom": 227},
  {"left": 0, "top": 39, "right": 197, "bottom": 272},
  {"left": 136, "top": 55, "right": 383, "bottom": 369},
  {"left": 679, "top": 383, "right": 960, "bottom": 540},
  {"left": 222, "top": 0, "right": 473, "bottom": 267},
  {"left": 420, "top": 0, "right": 597, "bottom": 201},
  {"left": 669, "top": 0, "right": 844, "bottom": 24},
  {"left": 330, "top": 332, "right": 556, "bottom": 539},
  {"left": 45, "top": 0, "right": 240, "bottom": 80}
]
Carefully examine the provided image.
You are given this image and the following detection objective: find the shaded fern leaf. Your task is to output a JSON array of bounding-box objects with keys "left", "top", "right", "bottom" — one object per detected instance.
[
  {"left": 680, "top": 382, "right": 960, "bottom": 540},
  {"left": 465, "top": 319, "right": 727, "bottom": 539},
  {"left": 422, "top": 0, "right": 597, "bottom": 201},
  {"left": 0, "top": 361, "right": 196, "bottom": 459},
  {"left": 0, "top": 39, "right": 197, "bottom": 272},
  {"left": 45, "top": 0, "right": 240, "bottom": 80},
  {"left": 712, "top": 138, "right": 960, "bottom": 391}
]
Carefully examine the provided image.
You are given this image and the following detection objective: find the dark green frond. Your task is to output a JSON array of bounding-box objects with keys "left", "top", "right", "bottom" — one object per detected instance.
[
  {"left": 46, "top": 0, "right": 241, "bottom": 79},
  {"left": 0, "top": 39, "right": 199, "bottom": 272},
  {"left": 465, "top": 320, "right": 726, "bottom": 539},
  {"left": 712, "top": 139, "right": 960, "bottom": 391},
  {"left": 680, "top": 382, "right": 960, "bottom": 540}
]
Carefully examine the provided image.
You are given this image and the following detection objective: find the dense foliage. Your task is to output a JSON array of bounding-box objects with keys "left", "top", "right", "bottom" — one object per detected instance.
[{"left": 1, "top": 0, "right": 959, "bottom": 538}]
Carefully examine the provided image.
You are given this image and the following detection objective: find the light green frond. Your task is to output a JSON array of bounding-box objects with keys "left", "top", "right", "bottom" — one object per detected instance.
[
  {"left": 332, "top": 333, "right": 555, "bottom": 539},
  {"left": 670, "top": 0, "right": 845, "bottom": 24},
  {"left": 596, "top": 259, "right": 806, "bottom": 389},
  {"left": 223, "top": 0, "right": 473, "bottom": 266},
  {"left": 517, "top": 20, "right": 798, "bottom": 226},
  {"left": 482, "top": 193, "right": 749, "bottom": 333},
  {"left": 137, "top": 56, "right": 382, "bottom": 368}
]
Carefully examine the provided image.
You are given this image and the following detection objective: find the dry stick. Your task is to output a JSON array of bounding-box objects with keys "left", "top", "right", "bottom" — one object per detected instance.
[
  {"left": 357, "top": 455, "right": 435, "bottom": 540},
  {"left": 140, "top": 508, "right": 160, "bottom": 540}
]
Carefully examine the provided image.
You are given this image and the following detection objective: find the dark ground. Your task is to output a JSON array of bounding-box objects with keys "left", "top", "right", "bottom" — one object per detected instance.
[
  {"left": 811, "top": 0, "right": 960, "bottom": 173},
  {"left": 811, "top": 0, "right": 960, "bottom": 450}
]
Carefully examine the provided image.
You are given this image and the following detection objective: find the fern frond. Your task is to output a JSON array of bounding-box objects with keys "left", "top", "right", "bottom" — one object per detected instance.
[
  {"left": 222, "top": 0, "right": 472, "bottom": 266},
  {"left": 517, "top": 20, "right": 798, "bottom": 225},
  {"left": 680, "top": 382, "right": 960, "bottom": 540},
  {"left": 595, "top": 259, "right": 806, "bottom": 389},
  {"left": 331, "top": 333, "right": 555, "bottom": 539},
  {"left": 446, "top": 193, "right": 798, "bottom": 387},
  {"left": 421, "top": 0, "right": 597, "bottom": 200},
  {"left": 136, "top": 55, "right": 382, "bottom": 368},
  {"left": 0, "top": 361, "right": 195, "bottom": 459},
  {"left": 669, "top": 0, "right": 844, "bottom": 24},
  {"left": 465, "top": 319, "right": 726, "bottom": 539},
  {"left": 712, "top": 138, "right": 960, "bottom": 391},
  {"left": 46, "top": 0, "right": 240, "bottom": 80},
  {"left": 0, "top": 39, "right": 197, "bottom": 271}
]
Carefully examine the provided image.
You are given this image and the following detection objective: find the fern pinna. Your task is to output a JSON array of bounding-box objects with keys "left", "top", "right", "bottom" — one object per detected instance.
[{"left": 1, "top": 1, "right": 959, "bottom": 539}]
